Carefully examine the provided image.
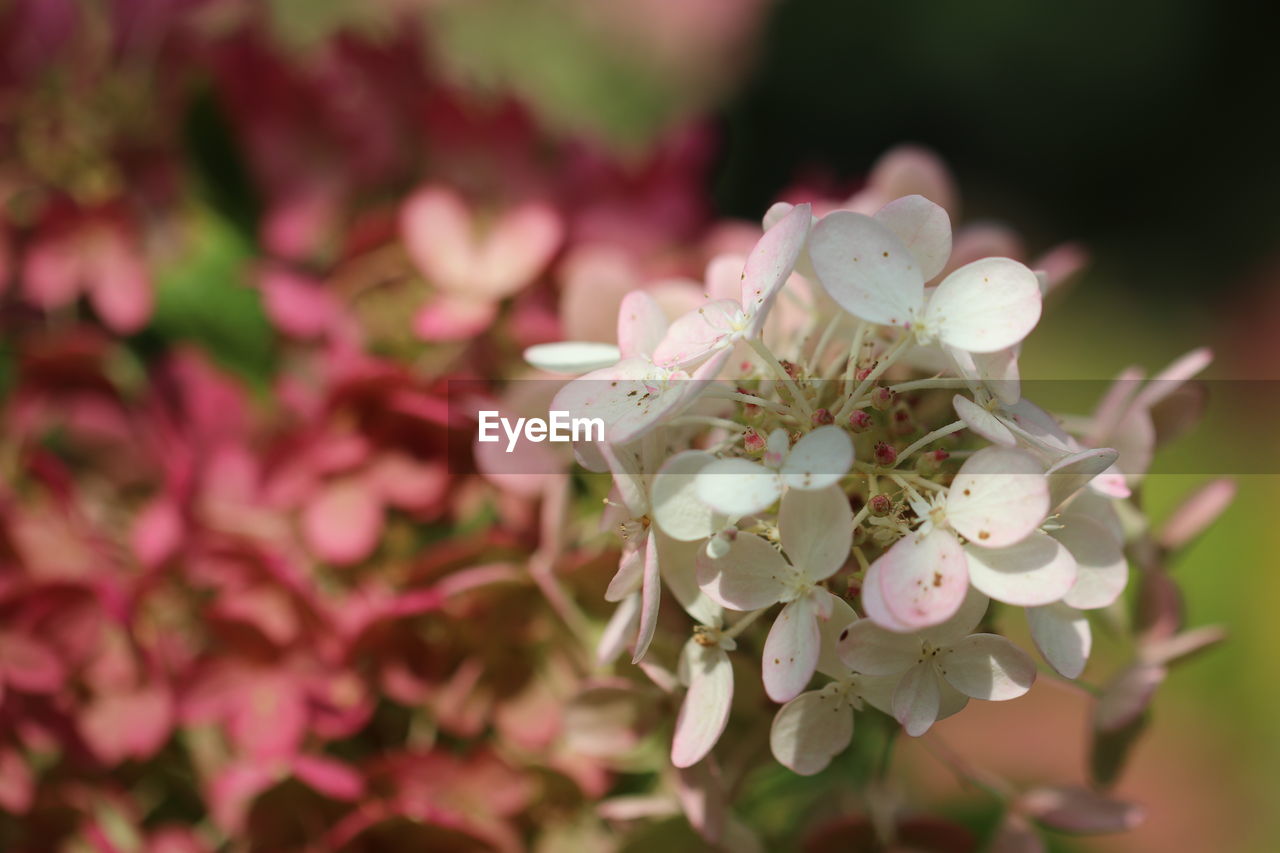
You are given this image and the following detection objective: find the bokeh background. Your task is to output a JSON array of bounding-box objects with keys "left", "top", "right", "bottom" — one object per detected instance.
[{"left": 1, "top": 0, "right": 1277, "bottom": 850}]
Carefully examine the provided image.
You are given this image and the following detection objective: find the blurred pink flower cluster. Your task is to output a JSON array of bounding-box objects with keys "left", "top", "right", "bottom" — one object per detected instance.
[{"left": 0, "top": 1, "right": 780, "bottom": 849}]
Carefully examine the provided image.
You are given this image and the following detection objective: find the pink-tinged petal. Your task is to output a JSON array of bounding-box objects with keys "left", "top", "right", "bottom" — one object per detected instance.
[
  {"left": 1055, "top": 515, "right": 1128, "bottom": 610},
  {"left": 558, "top": 246, "right": 642, "bottom": 342},
  {"left": 401, "top": 186, "right": 474, "bottom": 292},
  {"left": 522, "top": 341, "right": 621, "bottom": 375},
  {"left": 741, "top": 202, "right": 811, "bottom": 338},
  {"left": 131, "top": 497, "right": 184, "bottom": 568},
  {"left": 596, "top": 594, "right": 641, "bottom": 667},
  {"left": 1086, "top": 366, "right": 1146, "bottom": 445},
  {"left": 946, "top": 223, "right": 1024, "bottom": 275},
  {"left": 876, "top": 529, "right": 969, "bottom": 630},
  {"left": 762, "top": 594, "right": 821, "bottom": 702},
  {"left": 21, "top": 232, "right": 81, "bottom": 308},
  {"left": 0, "top": 745, "right": 34, "bottom": 814},
  {"left": 964, "top": 531, "right": 1077, "bottom": 607},
  {"left": 705, "top": 254, "right": 746, "bottom": 301},
  {"left": 0, "top": 632, "right": 65, "bottom": 694},
  {"left": 1140, "top": 625, "right": 1227, "bottom": 667},
  {"left": 292, "top": 755, "right": 365, "bottom": 801},
  {"left": 769, "top": 689, "right": 853, "bottom": 775},
  {"left": 809, "top": 211, "right": 924, "bottom": 328},
  {"left": 617, "top": 290, "right": 669, "bottom": 359},
  {"left": 86, "top": 229, "right": 151, "bottom": 333},
  {"left": 367, "top": 452, "right": 449, "bottom": 512},
  {"left": 1157, "top": 478, "right": 1235, "bottom": 551},
  {"left": 550, "top": 358, "right": 691, "bottom": 445},
  {"left": 651, "top": 299, "right": 739, "bottom": 368},
  {"left": 1019, "top": 786, "right": 1145, "bottom": 834},
  {"left": 674, "top": 760, "right": 727, "bottom": 844},
  {"left": 606, "top": 544, "right": 644, "bottom": 602},
  {"left": 780, "top": 425, "right": 854, "bottom": 491},
  {"left": 1001, "top": 397, "right": 1075, "bottom": 453},
  {"left": 209, "top": 763, "right": 276, "bottom": 832},
  {"left": 926, "top": 258, "right": 1041, "bottom": 353},
  {"left": 80, "top": 684, "right": 174, "bottom": 764},
  {"left": 1046, "top": 448, "right": 1120, "bottom": 510},
  {"left": 1095, "top": 663, "right": 1166, "bottom": 732},
  {"left": 302, "top": 478, "right": 384, "bottom": 566},
  {"left": 1132, "top": 347, "right": 1213, "bottom": 412},
  {"left": 952, "top": 394, "right": 1016, "bottom": 447},
  {"left": 232, "top": 671, "right": 308, "bottom": 760},
  {"left": 866, "top": 145, "right": 958, "bottom": 213},
  {"left": 696, "top": 531, "right": 791, "bottom": 610},
  {"left": 947, "top": 447, "right": 1049, "bottom": 548},
  {"left": 939, "top": 633, "right": 1036, "bottom": 700},
  {"left": 651, "top": 450, "right": 719, "bottom": 542},
  {"left": 476, "top": 202, "right": 563, "bottom": 297},
  {"left": 696, "top": 458, "right": 782, "bottom": 517},
  {"left": 893, "top": 661, "right": 941, "bottom": 736},
  {"left": 780, "top": 485, "right": 853, "bottom": 582},
  {"left": 412, "top": 294, "right": 497, "bottom": 341},
  {"left": 1028, "top": 603, "right": 1091, "bottom": 679},
  {"left": 836, "top": 618, "right": 921, "bottom": 676},
  {"left": 672, "top": 641, "right": 734, "bottom": 768},
  {"left": 631, "top": 530, "right": 661, "bottom": 663},
  {"left": 261, "top": 266, "right": 340, "bottom": 339},
  {"left": 873, "top": 195, "right": 952, "bottom": 281},
  {"left": 988, "top": 812, "right": 1047, "bottom": 853},
  {"left": 859, "top": 556, "right": 917, "bottom": 633}
]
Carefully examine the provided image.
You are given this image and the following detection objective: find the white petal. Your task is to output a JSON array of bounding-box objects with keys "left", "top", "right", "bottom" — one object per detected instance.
[
  {"left": 964, "top": 531, "right": 1078, "bottom": 607},
  {"left": 632, "top": 530, "right": 662, "bottom": 663},
  {"left": 859, "top": 557, "right": 917, "bottom": 633},
  {"left": 605, "top": 544, "right": 644, "bottom": 602},
  {"left": 917, "top": 585, "right": 991, "bottom": 648},
  {"left": 651, "top": 299, "right": 739, "bottom": 368},
  {"left": 696, "top": 458, "right": 782, "bottom": 517},
  {"left": 742, "top": 203, "right": 812, "bottom": 338},
  {"left": 596, "top": 593, "right": 640, "bottom": 666},
  {"left": 939, "top": 633, "right": 1036, "bottom": 700},
  {"left": 836, "top": 618, "right": 921, "bottom": 676},
  {"left": 1046, "top": 448, "right": 1120, "bottom": 511},
  {"left": 769, "top": 690, "right": 853, "bottom": 775},
  {"left": 672, "top": 640, "right": 734, "bottom": 768},
  {"left": 523, "top": 341, "right": 621, "bottom": 374},
  {"left": 779, "top": 485, "right": 853, "bottom": 582},
  {"left": 893, "top": 662, "right": 941, "bottom": 736},
  {"left": 952, "top": 394, "right": 1016, "bottom": 447},
  {"left": 1028, "top": 604, "right": 1092, "bottom": 679},
  {"left": 652, "top": 450, "right": 719, "bottom": 541},
  {"left": 873, "top": 194, "right": 952, "bottom": 280},
  {"left": 780, "top": 426, "right": 854, "bottom": 490},
  {"left": 808, "top": 211, "right": 924, "bottom": 328},
  {"left": 958, "top": 347, "right": 1021, "bottom": 405},
  {"left": 696, "top": 531, "right": 791, "bottom": 610},
  {"left": 1002, "top": 398, "right": 1075, "bottom": 454},
  {"left": 617, "top": 290, "right": 669, "bottom": 359},
  {"left": 658, "top": 533, "right": 722, "bottom": 626},
  {"left": 936, "top": 678, "right": 972, "bottom": 721},
  {"left": 816, "top": 593, "right": 859, "bottom": 679},
  {"left": 925, "top": 258, "right": 1042, "bottom": 354},
  {"left": 947, "top": 447, "right": 1049, "bottom": 548},
  {"left": 762, "top": 594, "right": 821, "bottom": 702},
  {"left": 850, "top": 673, "right": 901, "bottom": 716},
  {"left": 875, "top": 529, "right": 970, "bottom": 630},
  {"left": 550, "top": 358, "right": 691, "bottom": 445},
  {"left": 1055, "top": 515, "right": 1128, "bottom": 610}
]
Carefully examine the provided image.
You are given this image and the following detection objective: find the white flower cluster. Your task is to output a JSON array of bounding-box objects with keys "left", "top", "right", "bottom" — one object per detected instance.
[{"left": 527, "top": 194, "right": 1212, "bottom": 780}]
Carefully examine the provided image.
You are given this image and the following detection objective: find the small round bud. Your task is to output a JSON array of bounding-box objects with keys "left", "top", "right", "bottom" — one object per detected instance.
[
  {"left": 869, "top": 494, "right": 894, "bottom": 516},
  {"left": 871, "top": 386, "right": 896, "bottom": 411},
  {"left": 743, "top": 428, "right": 766, "bottom": 454},
  {"left": 873, "top": 441, "right": 898, "bottom": 467},
  {"left": 811, "top": 408, "right": 834, "bottom": 426},
  {"left": 916, "top": 448, "right": 949, "bottom": 475},
  {"left": 855, "top": 366, "right": 873, "bottom": 381},
  {"left": 848, "top": 410, "right": 873, "bottom": 433},
  {"left": 890, "top": 405, "right": 914, "bottom": 436}
]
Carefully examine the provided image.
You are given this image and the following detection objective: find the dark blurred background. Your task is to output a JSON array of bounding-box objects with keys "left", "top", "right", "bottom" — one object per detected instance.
[{"left": 715, "top": 0, "right": 1279, "bottom": 296}]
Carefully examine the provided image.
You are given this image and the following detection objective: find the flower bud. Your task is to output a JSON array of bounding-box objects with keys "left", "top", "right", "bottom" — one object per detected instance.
[
  {"left": 873, "top": 441, "right": 898, "bottom": 467},
  {"left": 889, "top": 405, "right": 914, "bottom": 436},
  {"left": 811, "top": 408, "right": 834, "bottom": 426},
  {"left": 870, "top": 386, "right": 896, "bottom": 411},
  {"left": 848, "top": 410, "right": 873, "bottom": 433},
  {"left": 869, "top": 494, "right": 893, "bottom": 516},
  {"left": 743, "top": 428, "right": 765, "bottom": 454},
  {"left": 779, "top": 360, "right": 802, "bottom": 380},
  {"left": 915, "top": 448, "right": 949, "bottom": 475},
  {"left": 736, "top": 386, "right": 761, "bottom": 419}
]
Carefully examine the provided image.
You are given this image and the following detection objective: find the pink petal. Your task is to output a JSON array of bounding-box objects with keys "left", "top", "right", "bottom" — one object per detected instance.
[
  {"left": 617, "top": 289, "right": 669, "bottom": 359},
  {"left": 85, "top": 228, "right": 152, "bottom": 333},
  {"left": 873, "top": 195, "right": 952, "bottom": 281},
  {"left": 651, "top": 299, "right": 739, "bottom": 368},
  {"left": 80, "top": 684, "right": 174, "bottom": 764},
  {"left": 400, "top": 186, "right": 475, "bottom": 293},
  {"left": 741, "top": 202, "right": 811, "bottom": 338},
  {"left": 632, "top": 530, "right": 661, "bottom": 663},
  {"left": 412, "top": 294, "right": 497, "bottom": 342},
  {"left": 260, "top": 266, "right": 340, "bottom": 339},
  {"left": 809, "top": 211, "right": 924, "bottom": 328},
  {"left": 292, "top": 754, "right": 365, "bottom": 801},
  {"left": 1157, "top": 478, "right": 1235, "bottom": 551},
  {"left": 131, "top": 496, "right": 184, "bottom": 568},
  {"left": 672, "top": 642, "right": 733, "bottom": 768},
  {"left": 1019, "top": 786, "right": 1145, "bottom": 834},
  {"left": 0, "top": 745, "right": 34, "bottom": 814},
  {"left": 0, "top": 632, "right": 65, "bottom": 694},
  {"left": 762, "top": 594, "right": 821, "bottom": 702},
  {"left": 875, "top": 529, "right": 969, "bottom": 630},
  {"left": 472, "top": 201, "right": 563, "bottom": 299},
  {"left": 302, "top": 477, "right": 385, "bottom": 566}
]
